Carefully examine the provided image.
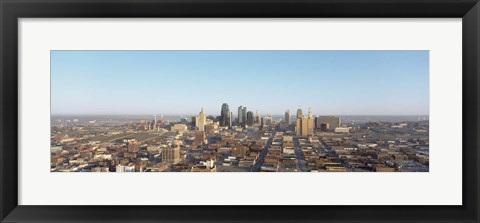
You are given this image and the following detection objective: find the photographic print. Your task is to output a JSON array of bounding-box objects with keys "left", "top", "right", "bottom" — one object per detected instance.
[{"left": 50, "top": 50, "right": 429, "bottom": 172}]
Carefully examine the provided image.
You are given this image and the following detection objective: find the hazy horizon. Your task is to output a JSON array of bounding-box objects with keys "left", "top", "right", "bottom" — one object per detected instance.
[
  {"left": 51, "top": 113, "right": 430, "bottom": 117},
  {"left": 51, "top": 114, "right": 429, "bottom": 124},
  {"left": 51, "top": 50, "right": 429, "bottom": 116}
]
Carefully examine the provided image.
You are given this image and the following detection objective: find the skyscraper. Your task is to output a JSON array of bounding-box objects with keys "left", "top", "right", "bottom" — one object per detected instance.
[
  {"left": 264, "top": 114, "right": 273, "bottom": 126},
  {"left": 295, "top": 108, "right": 303, "bottom": 135},
  {"left": 301, "top": 116, "right": 309, "bottom": 136},
  {"left": 296, "top": 107, "right": 314, "bottom": 137},
  {"left": 220, "top": 103, "right": 230, "bottom": 127},
  {"left": 238, "top": 106, "right": 248, "bottom": 126},
  {"left": 191, "top": 116, "right": 197, "bottom": 127},
  {"left": 228, "top": 111, "right": 233, "bottom": 127},
  {"left": 242, "top": 107, "right": 247, "bottom": 126},
  {"left": 246, "top": 111, "right": 254, "bottom": 127},
  {"left": 238, "top": 106, "right": 244, "bottom": 125},
  {"left": 307, "top": 107, "right": 314, "bottom": 135},
  {"left": 196, "top": 108, "right": 206, "bottom": 131},
  {"left": 255, "top": 110, "right": 260, "bottom": 124},
  {"left": 296, "top": 108, "right": 303, "bottom": 121},
  {"left": 285, "top": 109, "right": 291, "bottom": 125},
  {"left": 296, "top": 117, "right": 301, "bottom": 136}
]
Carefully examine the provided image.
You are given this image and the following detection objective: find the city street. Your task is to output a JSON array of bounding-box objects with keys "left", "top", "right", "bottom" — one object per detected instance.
[
  {"left": 252, "top": 133, "right": 274, "bottom": 172},
  {"left": 293, "top": 137, "right": 309, "bottom": 172}
]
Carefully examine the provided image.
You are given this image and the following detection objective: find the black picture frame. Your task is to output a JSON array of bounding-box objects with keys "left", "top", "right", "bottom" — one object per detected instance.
[{"left": 1, "top": 0, "right": 479, "bottom": 222}]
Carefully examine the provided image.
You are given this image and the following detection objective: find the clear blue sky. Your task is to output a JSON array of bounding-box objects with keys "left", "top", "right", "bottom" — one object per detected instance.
[{"left": 51, "top": 50, "right": 429, "bottom": 116}]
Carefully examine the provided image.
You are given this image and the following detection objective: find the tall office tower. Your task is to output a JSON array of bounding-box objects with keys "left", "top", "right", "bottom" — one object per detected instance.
[
  {"left": 285, "top": 109, "right": 291, "bottom": 125},
  {"left": 307, "top": 107, "right": 314, "bottom": 135},
  {"left": 154, "top": 114, "right": 157, "bottom": 127},
  {"left": 264, "top": 114, "right": 273, "bottom": 126},
  {"left": 246, "top": 111, "right": 254, "bottom": 126},
  {"left": 238, "top": 106, "right": 244, "bottom": 125},
  {"left": 242, "top": 107, "right": 247, "bottom": 126},
  {"left": 191, "top": 116, "right": 197, "bottom": 127},
  {"left": 307, "top": 117, "right": 314, "bottom": 135},
  {"left": 296, "top": 108, "right": 303, "bottom": 120},
  {"left": 296, "top": 108, "right": 303, "bottom": 136},
  {"left": 196, "top": 108, "right": 206, "bottom": 131},
  {"left": 296, "top": 107, "right": 315, "bottom": 136},
  {"left": 296, "top": 116, "right": 302, "bottom": 136},
  {"left": 255, "top": 110, "right": 260, "bottom": 124},
  {"left": 220, "top": 103, "right": 230, "bottom": 127},
  {"left": 228, "top": 111, "right": 233, "bottom": 127},
  {"left": 301, "top": 116, "right": 309, "bottom": 136},
  {"left": 162, "top": 145, "right": 181, "bottom": 163}
]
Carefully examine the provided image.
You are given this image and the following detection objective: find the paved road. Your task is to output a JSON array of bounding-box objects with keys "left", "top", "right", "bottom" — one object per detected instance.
[
  {"left": 293, "top": 137, "right": 309, "bottom": 172},
  {"left": 252, "top": 133, "right": 274, "bottom": 172}
]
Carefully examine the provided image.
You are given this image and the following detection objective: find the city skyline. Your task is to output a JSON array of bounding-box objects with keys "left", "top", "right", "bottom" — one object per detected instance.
[
  {"left": 51, "top": 103, "right": 429, "bottom": 173},
  {"left": 51, "top": 50, "right": 429, "bottom": 116}
]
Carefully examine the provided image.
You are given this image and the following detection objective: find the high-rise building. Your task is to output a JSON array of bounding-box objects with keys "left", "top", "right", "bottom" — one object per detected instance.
[
  {"left": 242, "top": 107, "right": 247, "bottom": 125},
  {"left": 255, "top": 110, "right": 260, "bottom": 124},
  {"left": 296, "top": 108, "right": 303, "bottom": 136},
  {"left": 246, "top": 111, "right": 254, "bottom": 126},
  {"left": 296, "top": 108, "right": 303, "bottom": 120},
  {"left": 295, "top": 117, "right": 302, "bottom": 136},
  {"left": 228, "top": 111, "right": 233, "bottom": 127},
  {"left": 301, "top": 116, "right": 309, "bottom": 136},
  {"left": 220, "top": 103, "right": 230, "bottom": 127},
  {"left": 285, "top": 109, "right": 291, "bottom": 126},
  {"left": 196, "top": 108, "right": 206, "bottom": 131},
  {"left": 237, "top": 106, "right": 247, "bottom": 126},
  {"left": 191, "top": 116, "right": 197, "bottom": 127},
  {"left": 307, "top": 107, "right": 314, "bottom": 135},
  {"left": 238, "top": 106, "right": 244, "bottom": 125},
  {"left": 162, "top": 145, "right": 181, "bottom": 163},
  {"left": 264, "top": 114, "right": 273, "bottom": 126},
  {"left": 316, "top": 116, "right": 341, "bottom": 131},
  {"left": 296, "top": 107, "right": 314, "bottom": 137}
]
